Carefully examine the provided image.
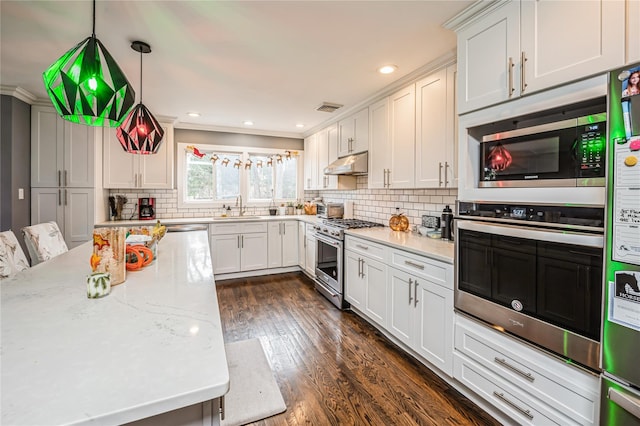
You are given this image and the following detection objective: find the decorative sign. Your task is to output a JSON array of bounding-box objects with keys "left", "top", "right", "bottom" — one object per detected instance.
[
  {"left": 184, "top": 146, "right": 298, "bottom": 170},
  {"left": 608, "top": 271, "right": 640, "bottom": 331}
]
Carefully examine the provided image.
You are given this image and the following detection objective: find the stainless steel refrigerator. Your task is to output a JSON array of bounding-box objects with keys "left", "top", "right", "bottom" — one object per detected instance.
[{"left": 601, "top": 63, "right": 640, "bottom": 425}]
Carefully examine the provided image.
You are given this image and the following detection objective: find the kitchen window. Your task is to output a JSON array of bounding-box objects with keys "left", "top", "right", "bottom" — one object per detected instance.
[{"left": 177, "top": 143, "right": 302, "bottom": 208}]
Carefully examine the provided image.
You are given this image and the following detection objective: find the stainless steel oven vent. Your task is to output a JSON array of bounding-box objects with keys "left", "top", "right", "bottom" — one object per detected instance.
[{"left": 316, "top": 102, "right": 343, "bottom": 113}]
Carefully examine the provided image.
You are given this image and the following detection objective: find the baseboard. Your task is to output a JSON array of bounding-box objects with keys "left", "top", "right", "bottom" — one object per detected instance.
[{"left": 214, "top": 266, "right": 301, "bottom": 281}]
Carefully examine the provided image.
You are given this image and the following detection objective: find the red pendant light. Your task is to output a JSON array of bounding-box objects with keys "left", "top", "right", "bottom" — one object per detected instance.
[{"left": 116, "top": 41, "right": 164, "bottom": 154}]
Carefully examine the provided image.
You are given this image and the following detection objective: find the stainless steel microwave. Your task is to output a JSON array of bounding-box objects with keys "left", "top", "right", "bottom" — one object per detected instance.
[{"left": 480, "top": 112, "right": 607, "bottom": 188}]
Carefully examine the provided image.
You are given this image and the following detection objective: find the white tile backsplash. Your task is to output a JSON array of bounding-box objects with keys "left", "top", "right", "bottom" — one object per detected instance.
[{"left": 109, "top": 175, "right": 457, "bottom": 225}]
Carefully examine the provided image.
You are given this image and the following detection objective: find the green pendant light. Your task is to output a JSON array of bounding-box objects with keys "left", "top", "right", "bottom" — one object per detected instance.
[{"left": 42, "top": 0, "right": 135, "bottom": 127}]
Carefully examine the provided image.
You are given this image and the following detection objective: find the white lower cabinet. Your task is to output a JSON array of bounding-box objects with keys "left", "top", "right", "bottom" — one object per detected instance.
[
  {"left": 344, "top": 250, "right": 388, "bottom": 329},
  {"left": 304, "top": 224, "right": 316, "bottom": 278},
  {"left": 298, "top": 221, "right": 306, "bottom": 270},
  {"left": 209, "top": 222, "right": 268, "bottom": 274},
  {"left": 267, "top": 221, "right": 298, "bottom": 268},
  {"left": 344, "top": 235, "right": 454, "bottom": 377},
  {"left": 454, "top": 314, "right": 600, "bottom": 425}
]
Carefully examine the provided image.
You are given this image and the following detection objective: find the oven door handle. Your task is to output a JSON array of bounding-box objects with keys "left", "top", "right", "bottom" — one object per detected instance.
[
  {"left": 314, "top": 233, "right": 342, "bottom": 248},
  {"left": 456, "top": 220, "right": 603, "bottom": 248}
]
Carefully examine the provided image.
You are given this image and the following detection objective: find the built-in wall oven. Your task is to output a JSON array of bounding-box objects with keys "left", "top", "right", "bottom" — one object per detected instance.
[{"left": 455, "top": 201, "right": 604, "bottom": 372}]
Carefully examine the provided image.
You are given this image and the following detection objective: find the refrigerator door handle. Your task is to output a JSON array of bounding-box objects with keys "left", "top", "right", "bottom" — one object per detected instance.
[{"left": 609, "top": 387, "right": 640, "bottom": 420}]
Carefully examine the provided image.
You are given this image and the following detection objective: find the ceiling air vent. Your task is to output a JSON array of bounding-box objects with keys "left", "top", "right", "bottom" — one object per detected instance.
[{"left": 316, "top": 102, "right": 343, "bottom": 113}]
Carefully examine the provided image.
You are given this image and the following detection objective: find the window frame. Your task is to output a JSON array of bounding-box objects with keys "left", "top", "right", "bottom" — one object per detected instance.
[{"left": 177, "top": 142, "right": 303, "bottom": 209}]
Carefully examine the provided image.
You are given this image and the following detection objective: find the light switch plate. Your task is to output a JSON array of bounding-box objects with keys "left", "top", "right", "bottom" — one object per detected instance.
[{"left": 18, "top": 188, "right": 24, "bottom": 200}]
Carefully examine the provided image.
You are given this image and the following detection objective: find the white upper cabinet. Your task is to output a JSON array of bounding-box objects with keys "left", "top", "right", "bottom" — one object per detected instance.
[
  {"left": 457, "top": 0, "right": 625, "bottom": 114},
  {"left": 306, "top": 125, "right": 356, "bottom": 191},
  {"left": 31, "top": 106, "right": 96, "bottom": 188},
  {"left": 389, "top": 84, "right": 416, "bottom": 188},
  {"left": 103, "top": 123, "right": 174, "bottom": 189},
  {"left": 303, "top": 133, "right": 318, "bottom": 190},
  {"left": 628, "top": 0, "right": 640, "bottom": 65},
  {"left": 415, "top": 65, "right": 457, "bottom": 188},
  {"left": 338, "top": 107, "right": 369, "bottom": 157},
  {"left": 368, "top": 97, "right": 390, "bottom": 189}
]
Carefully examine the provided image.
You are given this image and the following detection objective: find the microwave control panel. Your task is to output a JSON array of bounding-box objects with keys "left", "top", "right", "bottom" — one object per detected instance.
[{"left": 577, "top": 123, "right": 605, "bottom": 172}]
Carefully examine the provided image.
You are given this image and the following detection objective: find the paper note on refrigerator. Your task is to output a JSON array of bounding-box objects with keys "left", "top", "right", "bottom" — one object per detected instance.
[{"left": 608, "top": 272, "right": 640, "bottom": 331}]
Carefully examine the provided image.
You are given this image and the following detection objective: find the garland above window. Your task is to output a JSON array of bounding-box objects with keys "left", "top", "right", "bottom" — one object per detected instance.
[{"left": 185, "top": 145, "right": 299, "bottom": 169}]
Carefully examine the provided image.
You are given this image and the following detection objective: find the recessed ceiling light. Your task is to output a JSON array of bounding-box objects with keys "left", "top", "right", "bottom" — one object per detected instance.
[
  {"left": 243, "top": 120, "right": 254, "bottom": 126},
  {"left": 296, "top": 123, "right": 305, "bottom": 128},
  {"left": 378, "top": 65, "right": 397, "bottom": 74},
  {"left": 187, "top": 112, "right": 200, "bottom": 117}
]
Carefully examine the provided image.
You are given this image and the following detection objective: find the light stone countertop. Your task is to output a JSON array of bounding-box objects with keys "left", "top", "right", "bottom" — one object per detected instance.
[
  {"left": 1, "top": 231, "right": 229, "bottom": 425},
  {"left": 345, "top": 227, "right": 455, "bottom": 264}
]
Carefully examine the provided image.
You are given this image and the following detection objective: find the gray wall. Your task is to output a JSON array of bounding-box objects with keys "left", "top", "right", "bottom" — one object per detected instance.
[
  {"left": 175, "top": 128, "right": 304, "bottom": 150},
  {"left": 0, "top": 95, "right": 31, "bottom": 251}
]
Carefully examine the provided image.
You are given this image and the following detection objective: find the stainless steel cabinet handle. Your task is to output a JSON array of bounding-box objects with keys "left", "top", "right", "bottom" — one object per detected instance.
[
  {"left": 357, "top": 258, "right": 361, "bottom": 277},
  {"left": 493, "top": 391, "right": 533, "bottom": 420},
  {"left": 241, "top": 235, "right": 244, "bottom": 248},
  {"left": 64, "top": 170, "right": 68, "bottom": 187},
  {"left": 444, "top": 162, "right": 449, "bottom": 187},
  {"left": 348, "top": 137, "right": 353, "bottom": 152},
  {"left": 494, "top": 357, "right": 535, "bottom": 382},
  {"left": 520, "top": 51, "right": 528, "bottom": 94},
  {"left": 404, "top": 260, "right": 424, "bottom": 270},
  {"left": 237, "top": 235, "right": 240, "bottom": 249},
  {"left": 608, "top": 387, "right": 640, "bottom": 420},
  {"left": 58, "top": 170, "right": 62, "bottom": 187},
  {"left": 507, "top": 57, "right": 514, "bottom": 97},
  {"left": 414, "top": 280, "right": 419, "bottom": 307},
  {"left": 408, "top": 278, "right": 413, "bottom": 304},
  {"left": 58, "top": 189, "right": 62, "bottom": 206},
  {"left": 438, "top": 162, "right": 443, "bottom": 187},
  {"left": 64, "top": 189, "right": 68, "bottom": 206},
  {"left": 356, "top": 244, "right": 369, "bottom": 250},
  {"left": 387, "top": 169, "right": 391, "bottom": 188}
]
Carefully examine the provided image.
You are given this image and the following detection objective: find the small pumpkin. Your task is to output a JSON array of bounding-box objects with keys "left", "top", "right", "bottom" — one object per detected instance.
[{"left": 389, "top": 208, "right": 409, "bottom": 232}]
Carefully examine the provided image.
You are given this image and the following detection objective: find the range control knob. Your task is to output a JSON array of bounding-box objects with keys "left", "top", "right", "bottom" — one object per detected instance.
[{"left": 322, "top": 228, "right": 328, "bottom": 233}]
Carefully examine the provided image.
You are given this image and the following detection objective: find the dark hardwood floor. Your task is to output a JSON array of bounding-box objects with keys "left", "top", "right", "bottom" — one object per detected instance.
[{"left": 216, "top": 272, "right": 500, "bottom": 426}]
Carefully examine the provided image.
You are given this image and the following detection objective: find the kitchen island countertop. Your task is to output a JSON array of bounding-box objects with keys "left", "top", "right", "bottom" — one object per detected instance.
[
  {"left": 95, "top": 215, "right": 321, "bottom": 228},
  {"left": 345, "top": 227, "right": 455, "bottom": 263},
  {"left": 1, "top": 231, "right": 228, "bottom": 425}
]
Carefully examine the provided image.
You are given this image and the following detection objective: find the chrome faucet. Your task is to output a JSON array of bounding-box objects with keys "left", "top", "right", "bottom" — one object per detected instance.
[{"left": 236, "top": 195, "right": 247, "bottom": 216}]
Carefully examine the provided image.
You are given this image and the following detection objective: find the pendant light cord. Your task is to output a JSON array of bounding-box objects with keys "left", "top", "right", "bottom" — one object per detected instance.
[
  {"left": 139, "top": 50, "right": 143, "bottom": 103},
  {"left": 92, "top": 0, "right": 96, "bottom": 37}
]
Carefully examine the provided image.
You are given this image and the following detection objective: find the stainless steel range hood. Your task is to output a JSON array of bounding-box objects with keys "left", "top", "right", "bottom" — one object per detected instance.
[{"left": 324, "top": 152, "right": 368, "bottom": 175}]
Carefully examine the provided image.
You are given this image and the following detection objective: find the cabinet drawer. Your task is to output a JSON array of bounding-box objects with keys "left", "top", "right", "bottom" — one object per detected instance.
[
  {"left": 455, "top": 315, "right": 598, "bottom": 425},
  {"left": 453, "top": 353, "right": 564, "bottom": 425},
  {"left": 390, "top": 249, "right": 449, "bottom": 289},
  {"left": 210, "top": 222, "right": 268, "bottom": 235},
  {"left": 345, "top": 236, "right": 386, "bottom": 261}
]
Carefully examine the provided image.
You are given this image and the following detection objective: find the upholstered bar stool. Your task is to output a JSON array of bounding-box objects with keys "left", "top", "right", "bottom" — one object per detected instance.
[
  {"left": 21, "top": 222, "right": 68, "bottom": 266},
  {"left": 0, "top": 230, "right": 30, "bottom": 279}
]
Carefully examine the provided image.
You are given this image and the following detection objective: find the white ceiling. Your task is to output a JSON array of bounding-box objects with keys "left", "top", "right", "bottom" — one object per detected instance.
[{"left": 0, "top": 1, "right": 473, "bottom": 138}]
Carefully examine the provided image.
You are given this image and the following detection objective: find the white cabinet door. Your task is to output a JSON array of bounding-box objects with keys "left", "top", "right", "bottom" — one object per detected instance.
[
  {"left": 414, "top": 280, "right": 453, "bottom": 376},
  {"left": 456, "top": 1, "right": 520, "bottom": 114},
  {"left": 338, "top": 108, "right": 369, "bottom": 157},
  {"left": 305, "top": 233, "right": 316, "bottom": 278},
  {"left": 388, "top": 268, "right": 413, "bottom": 347},
  {"left": 520, "top": 0, "right": 625, "bottom": 95},
  {"left": 362, "top": 256, "right": 388, "bottom": 329},
  {"left": 628, "top": 0, "right": 640, "bottom": 65},
  {"left": 240, "top": 233, "right": 268, "bottom": 272},
  {"left": 298, "top": 222, "right": 306, "bottom": 270},
  {"left": 368, "top": 97, "right": 390, "bottom": 189},
  {"left": 211, "top": 234, "right": 241, "bottom": 274},
  {"left": 103, "top": 124, "right": 174, "bottom": 189},
  {"left": 316, "top": 128, "right": 330, "bottom": 190},
  {"left": 324, "top": 124, "right": 339, "bottom": 190},
  {"left": 64, "top": 188, "right": 94, "bottom": 248},
  {"left": 31, "top": 187, "right": 64, "bottom": 232},
  {"left": 267, "top": 222, "right": 283, "bottom": 268},
  {"left": 303, "top": 134, "right": 318, "bottom": 190},
  {"left": 415, "top": 68, "right": 448, "bottom": 188},
  {"left": 281, "top": 221, "right": 298, "bottom": 267},
  {"left": 31, "top": 106, "right": 95, "bottom": 188},
  {"left": 389, "top": 84, "right": 416, "bottom": 188},
  {"left": 344, "top": 250, "right": 365, "bottom": 310}
]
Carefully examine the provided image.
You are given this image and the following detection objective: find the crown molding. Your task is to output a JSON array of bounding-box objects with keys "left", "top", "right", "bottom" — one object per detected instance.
[
  {"left": 0, "top": 86, "right": 37, "bottom": 104},
  {"left": 443, "top": 0, "right": 505, "bottom": 32}
]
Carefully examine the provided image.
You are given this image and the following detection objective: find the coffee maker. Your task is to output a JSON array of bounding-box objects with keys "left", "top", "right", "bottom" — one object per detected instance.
[{"left": 138, "top": 198, "right": 155, "bottom": 220}]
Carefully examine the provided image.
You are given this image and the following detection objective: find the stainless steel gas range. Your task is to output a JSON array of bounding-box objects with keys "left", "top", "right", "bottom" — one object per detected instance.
[{"left": 313, "top": 219, "right": 383, "bottom": 309}]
